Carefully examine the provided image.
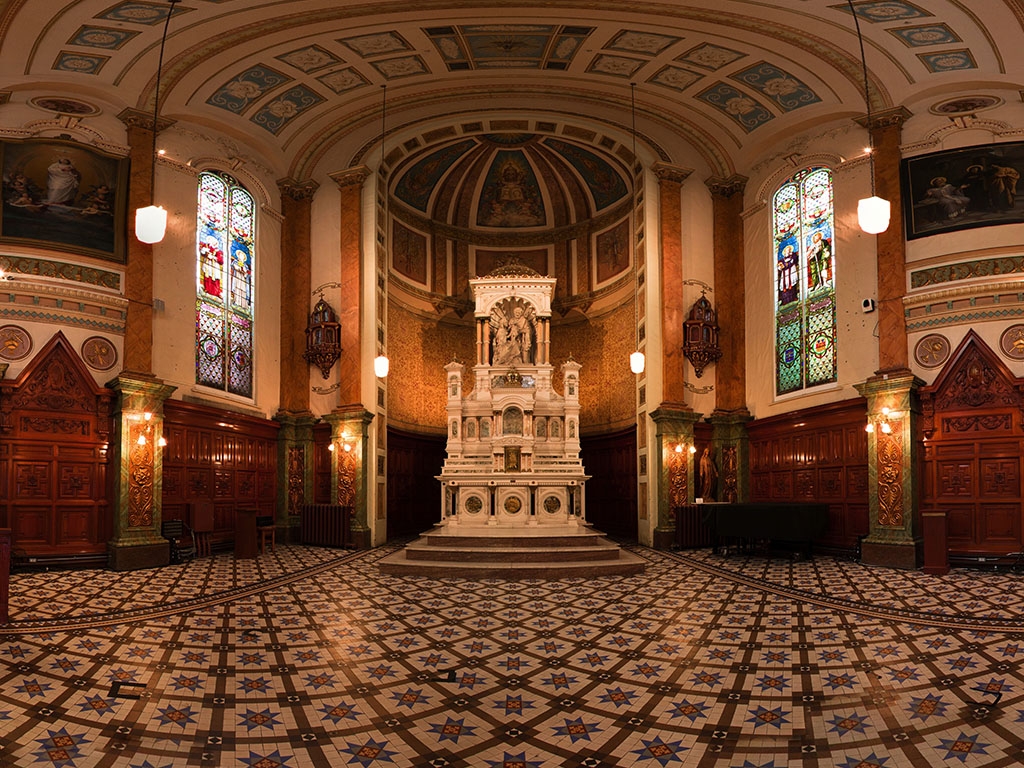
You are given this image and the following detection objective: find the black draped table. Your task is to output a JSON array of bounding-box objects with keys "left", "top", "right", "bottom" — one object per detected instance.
[{"left": 676, "top": 501, "right": 828, "bottom": 557}]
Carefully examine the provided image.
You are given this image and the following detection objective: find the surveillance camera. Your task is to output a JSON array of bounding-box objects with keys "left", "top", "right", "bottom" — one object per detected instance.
[{"left": 861, "top": 298, "right": 876, "bottom": 313}]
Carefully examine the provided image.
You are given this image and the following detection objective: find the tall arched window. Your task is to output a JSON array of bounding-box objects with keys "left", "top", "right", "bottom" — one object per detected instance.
[
  {"left": 196, "top": 171, "right": 255, "bottom": 398},
  {"left": 773, "top": 166, "right": 836, "bottom": 395}
]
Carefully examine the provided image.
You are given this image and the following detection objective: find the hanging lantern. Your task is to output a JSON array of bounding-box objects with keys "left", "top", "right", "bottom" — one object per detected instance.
[
  {"left": 857, "top": 195, "right": 890, "bottom": 235},
  {"left": 682, "top": 293, "right": 722, "bottom": 378},
  {"left": 303, "top": 297, "right": 342, "bottom": 378},
  {"left": 629, "top": 351, "right": 645, "bottom": 374},
  {"left": 135, "top": 204, "right": 167, "bottom": 244}
]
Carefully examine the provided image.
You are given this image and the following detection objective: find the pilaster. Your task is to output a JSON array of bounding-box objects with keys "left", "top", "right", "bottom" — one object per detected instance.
[
  {"left": 706, "top": 175, "right": 748, "bottom": 410},
  {"left": 650, "top": 406, "right": 703, "bottom": 549},
  {"left": 708, "top": 410, "right": 753, "bottom": 503},
  {"left": 278, "top": 178, "right": 318, "bottom": 415},
  {"left": 322, "top": 407, "right": 375, "bottom": 549},
  {"left": 653, "top": 163, "right": 693, "bottom": 409},
  {"left": 855, "top": 372, "right": 924, "bottom": 569},
  {"left": 274, "top": 412, "right": 317, "bottom": 542},
  {"left": 107, "top": 374, "right": 177, "bottom": 571}
]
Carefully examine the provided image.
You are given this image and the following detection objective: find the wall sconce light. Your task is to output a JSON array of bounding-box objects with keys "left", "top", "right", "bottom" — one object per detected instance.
[
  {"left": 682, "top": 291, "right": 722, "bottom": 378},
  {"left": 865, "top": 406, "right": 896, "bottom": 434},
  {"left": 134, "top": 412, "right": 167, "bottom": 447},
  {"left": 303, "top": 295, "right": 342, "bottom": 379},
  {"left": 673, "top": 443, "right": 697, "bottom": 455},
  {"left": 847, "top": 0, "right": 890, "bottom": 235},
  {"left": 134, "top": 0, "right": 179, "bottom": 244}
]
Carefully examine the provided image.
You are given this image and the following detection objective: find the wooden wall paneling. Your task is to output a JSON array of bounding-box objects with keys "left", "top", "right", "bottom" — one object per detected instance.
[{"left": 580, "top": 428, "right": 638, "bottom": 540}]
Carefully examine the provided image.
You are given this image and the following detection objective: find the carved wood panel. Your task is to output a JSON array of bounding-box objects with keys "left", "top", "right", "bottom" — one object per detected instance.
[
  {"left": 748, "top": 399, "right": 869, "bottom": 553},
  {"left": 920, "top": 330, "right": 1024, "bottom": 557},
  {"left": 161, "top": 400, "right": 278, "bottom": 547},
  {"left": 0, "top": 332, "right": 112, "bottom": 560}
]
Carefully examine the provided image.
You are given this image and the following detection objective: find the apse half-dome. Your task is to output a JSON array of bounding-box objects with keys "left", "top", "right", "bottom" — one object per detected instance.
[{"left": 393, "top": 133, "right": 629, "bottom": 233}]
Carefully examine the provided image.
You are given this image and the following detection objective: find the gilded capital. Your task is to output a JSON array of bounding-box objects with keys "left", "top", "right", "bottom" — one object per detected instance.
[
  {"left": 652, "top": 162, "right": 693, "bottom": 186},
  {"left": 853, "top": 106, "right": 913, "bottom": 132},
  {"left": 117, "top": 107, "right": 174, "bottom": 133},
  {"left": 705, "top": 174, "right": 748, "bottom": 198},
  {"left": 330, "top": 165, "right": 371, "bottom": 190},
  {"left": 278, "top": 177, "right": 320, "bottom": 201}
]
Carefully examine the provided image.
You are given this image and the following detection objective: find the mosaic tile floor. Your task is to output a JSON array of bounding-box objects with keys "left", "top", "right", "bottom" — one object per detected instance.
[{"left": 2, "top": 544, "right": 1024, "bottom": 767}]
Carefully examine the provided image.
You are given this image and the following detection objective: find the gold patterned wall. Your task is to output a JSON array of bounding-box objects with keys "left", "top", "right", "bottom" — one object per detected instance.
[{"left": 388, "top": 297, "right": 635, "bottom": 435}]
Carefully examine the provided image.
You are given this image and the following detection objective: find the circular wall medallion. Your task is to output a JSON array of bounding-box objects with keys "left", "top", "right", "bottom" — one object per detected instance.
[
  {"left": 29, "top": 96, "right": 101, "bottom": 116},
  {"left": 929, "top": 95, "right": 1002, "bottom": 116},
  {"left": 504, "top": 496, "right": 522, "bottom": 514},
  {"left": 465, "top": 496, "right": 483, "bottom": 514},
  {"left": 1000, "top": 325, "right": 1024, "bottom": 360},
  {"left": 543, "top": 495, "right": 561, "bottom": 513},
  {"left": 0, "top": 325, "right": 32, "bottom": 361},
  {"left": 913, "top": 333, "right": 950, "bottom": 368},
  {"left": 82, "top": 336, "right": 118, "bottom": 371}
]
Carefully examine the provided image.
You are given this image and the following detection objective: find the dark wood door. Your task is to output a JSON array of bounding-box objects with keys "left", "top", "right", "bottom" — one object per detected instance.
[
  {"left": 387, "top": 428, "right": 445, "bottom": 540},
  {"left": 581, "top": 428, "right": 637, "bottom": 540}
]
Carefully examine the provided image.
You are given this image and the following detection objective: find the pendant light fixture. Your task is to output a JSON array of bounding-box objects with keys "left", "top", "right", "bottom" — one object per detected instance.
[
  {"left": 848, "top": 0, "right": 890, "bottom": 235},
  {"left": 373, "top": 84, "right": 390, "bottom": 378},
  {"left": 134, "top": 0, "right": 179, "bottom": 244},
  {"left": 628, "top": 82, "right": 646, "bottom": 375}
]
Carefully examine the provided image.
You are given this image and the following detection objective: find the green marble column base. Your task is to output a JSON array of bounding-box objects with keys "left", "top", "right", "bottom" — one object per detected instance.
[
  {"left": 861, "top": 537, "right": 922, "bottom": 570},
  {"left": 651, "top": 406, "right": 703, "bottom": 550},
  {"left": 107, "top": 539, "right": 169, "bottom": 571}
]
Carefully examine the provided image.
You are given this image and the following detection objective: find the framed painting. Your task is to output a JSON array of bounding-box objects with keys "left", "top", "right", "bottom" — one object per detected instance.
[
  {"left": 902, "top": 140, "right": 1024, "bottom": 239},
  {"left": 1, "top": 137, "right": 128, "bottom": 262}
]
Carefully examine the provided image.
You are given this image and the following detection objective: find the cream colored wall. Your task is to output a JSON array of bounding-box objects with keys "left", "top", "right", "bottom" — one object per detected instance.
[
  {"left": 150, "top": 135, "right": 283, "bottom": 418},
  {"left": 743, "top": 124, "right": 881, "bottom": 420}
]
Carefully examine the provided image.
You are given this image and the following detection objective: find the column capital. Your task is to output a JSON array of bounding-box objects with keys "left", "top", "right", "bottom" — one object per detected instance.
[
  {"left": 705, "top": 174, "right": 748, "bottom": 198},
  {"left": 117, "top": 107, "right": 175, "bottom": 133},
  {"left": 330, "top": 165, "right": 371, "bottom": 190},
  {"left": 278, "top": 177, "right": 320, "bottom": 201},
  {"left": 651, "top": 162, "right": 693, "bottom": 185},
  {"left": 854, "top": 105, "right": 913, "bottom": 132}
]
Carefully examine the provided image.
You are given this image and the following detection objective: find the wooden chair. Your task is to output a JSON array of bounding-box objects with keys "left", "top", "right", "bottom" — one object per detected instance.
[
  {"left": 256, "top": 515, "right": 275, "bottom": 554},
  {"left": 190, "top": 500, "right": 215, "bottom": 558}
]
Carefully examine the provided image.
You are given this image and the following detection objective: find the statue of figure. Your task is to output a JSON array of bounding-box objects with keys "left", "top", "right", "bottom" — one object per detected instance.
[
  {"left": 490, "top": 301, "right": 535, "bottom": 365},
  {"left": 700, "top": 448, "right": 717, "bottom": 501}
]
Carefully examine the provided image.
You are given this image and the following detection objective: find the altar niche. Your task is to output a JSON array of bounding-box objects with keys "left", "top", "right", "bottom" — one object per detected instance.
[{"left": 436, "top": 262, "right": 588, "bottom": 528}]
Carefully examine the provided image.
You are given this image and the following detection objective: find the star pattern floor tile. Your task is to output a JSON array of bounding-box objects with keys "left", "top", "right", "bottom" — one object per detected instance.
[{"left": 1, "top": 544, "right": 1023, "bottom": 767}]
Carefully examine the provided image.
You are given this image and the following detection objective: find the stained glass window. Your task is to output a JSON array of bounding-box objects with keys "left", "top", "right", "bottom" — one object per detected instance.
[
  {"left": 196, "top": 172, "right": 255, "bottom": 398},
  {"left": 773, "top": 167, "right": 836, "bottom": 395}
]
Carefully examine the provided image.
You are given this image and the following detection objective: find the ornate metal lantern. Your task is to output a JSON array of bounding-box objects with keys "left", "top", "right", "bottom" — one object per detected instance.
[
  {"left": 303, "top": 297, "right": 341, "bottom": 379},
  {"left": 682, "top": 292, "right": 722, "bottom": 378}
]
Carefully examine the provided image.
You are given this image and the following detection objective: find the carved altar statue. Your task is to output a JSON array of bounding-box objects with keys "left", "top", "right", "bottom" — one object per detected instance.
[{"left": 436, "top": 261, "right": 588, "bottom": 528}]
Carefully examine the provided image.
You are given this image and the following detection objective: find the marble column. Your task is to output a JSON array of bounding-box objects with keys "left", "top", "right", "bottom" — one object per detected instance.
[
  {"left": 327, "top": 167, "right": 374, "bottom": 547},
  {"left": 650, "top": 407, "right": 702, "bottom": 549},
  {"left": 108, "top": 109, "right": 177, "bottom": 570},
  {"left": 329, "top": 167, "right": 371, "bottom": 407},
  {"left": 855, "top": 373, "right": 924, "bottom": 569},
  {"left": 322, "top": 408, "right": 375, "bottom": 549},
  {"left": 275, "top": 179, "right": 318, "bottom": 540},
  {"left": 869, "top": 107, "right": 913, "bottom": 375},
  {"left": 107, "top": 377, "right": 177, "bottom": 571},
  {"left": 653, "top": 162, "right": 693, "bottom": 409}
]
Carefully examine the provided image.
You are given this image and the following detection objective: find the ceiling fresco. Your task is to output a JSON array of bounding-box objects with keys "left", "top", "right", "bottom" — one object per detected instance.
[{"left": 0, "top": 0, "right": 1020, "bottom": 181}]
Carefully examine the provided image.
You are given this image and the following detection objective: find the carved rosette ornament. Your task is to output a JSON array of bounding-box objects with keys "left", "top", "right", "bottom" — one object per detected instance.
[
  {"left": 128, "top": 420, "right": 155, "bottom": 527},
  {"left": 287, "top": 446, "right": 305, "bottom": 516},
  {"left": 876, "top": 422, "right": 904, "bottom": 527},
  {"left": 721, "top": 445, "right": 738, "bottom": 504},
  {"left": 337, "top": 448, "right": 357, "bottom": 507},
  {"left": 668, "top": 448, "right": 687, "bottom": 509}
]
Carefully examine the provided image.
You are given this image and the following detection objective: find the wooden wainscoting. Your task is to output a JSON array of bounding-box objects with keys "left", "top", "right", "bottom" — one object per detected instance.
[
  {"left": 387, "top": 428, "right": 445, "bottom": 540},
  {"left": 747, "top": 399, "right": 869, "bottom": 554},
  {"left": 161, "top": 400, "right": 279, "bottom": 549}
]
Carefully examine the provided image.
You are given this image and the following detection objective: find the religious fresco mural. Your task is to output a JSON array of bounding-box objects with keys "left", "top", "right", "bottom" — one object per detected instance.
[
  {"left": 394, "top": 139, "right": 476, "bottom": 212},
  {"left": 474, "top": 249, "right": 548, "bottom": 278},
  {"left": 595, "top": 219, "right": 630, "bottom": 285},
  {"left": 543, "top": 139, "right": 628, "bottom": 210},
  {"left": 393, "top": 221, "right": 428, "bottom": 285},
  {"left": 476, "top": 150, "right": 545, "bottom": 228}
]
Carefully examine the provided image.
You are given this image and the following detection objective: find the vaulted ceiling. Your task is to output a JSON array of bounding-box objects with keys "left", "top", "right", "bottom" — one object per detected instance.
[{"left": 2, "top": 0, "right": 1022, "bottom": 183}]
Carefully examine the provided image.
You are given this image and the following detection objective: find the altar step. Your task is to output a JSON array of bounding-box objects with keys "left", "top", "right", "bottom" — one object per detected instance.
[{"left": 377, "top": 525, "right": 645, "bottom": 578}]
